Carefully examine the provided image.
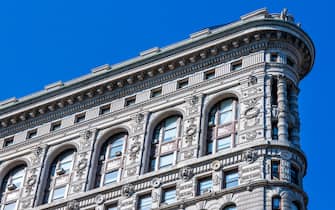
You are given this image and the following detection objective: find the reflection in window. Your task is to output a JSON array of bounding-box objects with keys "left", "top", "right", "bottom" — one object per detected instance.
[
  {"left": 197, "top": 177, "right": 212, "bottom": 195},
  {"left": 206, "top": 98, "right": 238, "bottom": 155},
  {"left": 223, "top": 205, "right": 236, "bottom": 210},
  {"left": 52, "top": 186, "right": 66, "bottom": 201},
  {"left": 271, "top": 160, "right": 280, "bottom": 179},
  {"left": 104, "top": 170, "right": 118, "bottom": 186},
  {"left": 272, "top": 196, "right": 281, "bottom": 210},
  {"left": 138, "top": 194, "right": 152, "bottom": 210},
  {"left": 149, "top": 116, "right": 182, "bottom": 172},
  {"left": 162, "top": 187, "right": 176, "bottom": 205},
  {"left": 224, "top": 170, "right": 239, "bottom": 188},
  {"left": 3, "top": 202, "right": 16, "bottom": 210}
]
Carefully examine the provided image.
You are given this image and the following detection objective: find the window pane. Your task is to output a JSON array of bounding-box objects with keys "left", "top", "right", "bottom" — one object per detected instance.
[
  {"left": 104, "top": 171, "right": 118, "bottom": 185},
  {"left": 271, "top": 161, "right": 280, "bottom": 179},
  {"left": 159, "top": 154, "right": 173, "bottom": 168},
  {"left": 163, "top": 128, "right": 177, "bottom": 142},
  {"left": 225, "top": 171, "right": 238, "bottom": 188},
  {"left": 109, "top": 145, "right": 123, "bottom": 158},
  {"left": 219, "top": 99, "right": 233, "bottom": 112},
  {"left": 11, "top": 167, "right": 25, "bottom": 188},
  {"left": 198, "top": 178, "right": 212, "bottom": 195},
  {"left": 52, "top": 186, "right": 66, "bottom": 201},
  {"left": 217, "top": 136, "right": 231, "bottom": 151},
  {"left": 219, "top": 111, "right": 232, "bottom": 125},
  {"left": 224, "top": 206, "right": 236, "bottom": 210},
  {"left": 138, "top": 195, "right": 152, "bottom": 210},
  {"left": 60, "top": 161, "right": 72, "bottom": 173},
  {"left": 149, "top": 158, "right": 156, "bottom": 172},
  {"left": 162, "top": 188, "right": 176, "bottom": 204},
  {"left": 207, "top": 141, "right": 213, "bottom": 155},
  {"left": 165, "top": 117, "right": 177, "bottom": 130},
  {"left": 107, "top": 205, "right": 118, "bottom": 210},
  {"left": 4, "top": 202, "right": 16, "bottom": 210},
  {"left": 272, "top": 197, "right": 281, "bottom": 210},
  {"left": 109, "top": 135, "right": 124, "bottom": 158}
]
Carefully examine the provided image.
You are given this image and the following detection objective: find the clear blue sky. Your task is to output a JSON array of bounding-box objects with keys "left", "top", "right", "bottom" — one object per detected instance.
[{"left": 0, "top": 0, "right": 332, "bottom": 208}]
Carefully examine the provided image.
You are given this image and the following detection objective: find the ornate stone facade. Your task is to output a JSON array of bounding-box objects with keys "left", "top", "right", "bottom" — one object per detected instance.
[{"left": 0, "top": 8, "right": 314, "bottom": 210}]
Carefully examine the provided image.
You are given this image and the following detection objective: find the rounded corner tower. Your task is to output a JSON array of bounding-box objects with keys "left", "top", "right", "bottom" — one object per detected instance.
[{"left": 0, "top": 8, "right": 314, "bottom": 210}]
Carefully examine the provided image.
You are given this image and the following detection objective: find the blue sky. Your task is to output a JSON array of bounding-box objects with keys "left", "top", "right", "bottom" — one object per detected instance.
[{"left": 0, "top": 0, "right": 332, "bottom": 208}]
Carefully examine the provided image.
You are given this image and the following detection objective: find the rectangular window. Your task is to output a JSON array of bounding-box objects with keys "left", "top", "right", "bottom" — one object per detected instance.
[
  {"left": 159, "top": 153, "right": 174, "bottom": 169},
  {"left": 74, "top": 113, "right": 86, "bottom": 123},
  {"left": 270, "top": 53, "right": 279, "bottom": 62},
  {"left": 3, "top": 137, "right": 14, "bottom": 147},
  {"left": 206, "top": 140, "right": 213, "bottom": 155},
  {"left": 204, "top": 69, "right": 215, "bottom": 80},
  {"left": 231, "top": 60, "right": 242, "bottom": 71},
  {"left": 138, "top": 194, "right": 152, "bottom": 210},
  {"left": 27, "top": 129, "right": 37, "bottom": 139},
  {"left": 162, "top": 187, "right": 176, "bottom": 205},
  {"left": 151, "top": 87, "right": 162, "bottom": 98},
  {"left": 4, "top": 202, "right": 16, "bottom": 210},
  {"left": 272, "top": 122, "right": 278, "bottom": 140},
  {"left": 50, "top": 121, "right": 62, "bottom": 131},
  {"left": 271, "top": 160, "right": 280, "bottom": 179},
  {"left": 99, "top": 104, "right": 111, "bottom": 115},
  {"left": 197, "top": 177, "right": 212, "bottom": 195},
  {"left": 125, "top": 96, "right": 136, "bottom": 107},
  {"left": 219, "top": 99, "right": 233, "bottom": 125},
  {"left": 163, "top": 116, "right": 178, "bottom": 142},
  {"left": 104, "top": 170, "right": 118, "bottom": 185},
  {"left": 106, "top": 204, "right": 118, "bottom": 210},
  {"left": 12, "top": 169, "right": 24, "bottom": 188},
  {"left": 177, "top": 79, "right": 189, "bottom": 89},
  {"left": 290, "top": 165, "right": 299, "bottom": 185},
  {"left": 109, "top": 136, "right": 124, "bottom": 158},
  {"left": 52, "top": 186, "right": 66, "bottom": 201},
  {"left": 217, "top": 136, "right": 231, "bottom": 151},
  {"left": 224, "top": 170, "right": 239, "bottom": 188}
]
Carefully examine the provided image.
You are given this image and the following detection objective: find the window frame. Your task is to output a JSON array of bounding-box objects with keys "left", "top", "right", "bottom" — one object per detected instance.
[
  {"left": 223, "top": 169, "right": 239, "bottom": 189},
  {"left": 272, "top": 196, "right": 281, "bottom": 210},
  {"left": 197, "top": 176, "right": 213, "bottom": 196},
  {"left": 74, "top": 113, "right": 86, "bottom": 123},
  {"left": 271, "top": 160, "right": 280, "bottom": 180},
  {"left": 137, "top": 193, "right": 152, "bottom": 210},
  {"left": 26, "top": 129, "right": 37, "bottom": 139},
  {"left": 161, "top": 186, "right": 176, "bottom": 205}
]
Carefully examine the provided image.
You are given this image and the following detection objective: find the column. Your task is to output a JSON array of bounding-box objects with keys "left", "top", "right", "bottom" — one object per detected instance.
[
  {"left": 277, "top": 75, "right": 288, "bottom": 141},
  {"left": 289, "top": 86, "right": 300, "bottom": 145}
]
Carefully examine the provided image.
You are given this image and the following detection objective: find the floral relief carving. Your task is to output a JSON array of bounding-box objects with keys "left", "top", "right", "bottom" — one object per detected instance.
[
  {"left": 31, "top": 146, "right": 44, "bottom": 165},
  {"left": 127, "top": 167, "right": 137, "bottom": 176},
  {"left": 129, "top": 141, "right": 141, "bottom": 161},
  {"left": 76, "top": 158, "right": 88, "bottom": 177},
  {"left": 150, "top": 177, "right": 161, "bottom": 188},
  {"left": 94, "top": 194, "right": 105, "bottom": 205}
]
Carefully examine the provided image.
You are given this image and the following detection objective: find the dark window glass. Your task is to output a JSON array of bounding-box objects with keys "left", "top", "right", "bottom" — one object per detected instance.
[
  {"left": 287, "top": 57, "right": 295, "bottom": 67},
  {"left": 272, "top": 122, "right": 278, "bottom": 140},
  {"left": 151, "top": 88, "right": 162, "bottom": 98},
  {"left": 271, "top": 160, "right": 280, "bottom": 179},
  {"left": 3, "top": 137, "right": 14, "bottom": 147},
  {"left": 125, "top": 97, "right": 136, "bottom": 106},
  {"left": 204, "top": 70, "right": 215, "bottom": 80},
  {"left": 270, "top": 53, "right": 279, "bottom": 62},
  {"left": 177, "top": 79, "right": 189, "bottom": 89},
  {"left": 50, "top": 121, "right": 61, "bottom": 131},
  {"left": 27, "top": 129, "right": 37, "bottom": 139},
  {"left": 290, "top": 165, "right": 299, "bottom": 185},
  {"left": 231, "top": 60, "right": 242, "bottom": 71},
  {"left": 75, "top": 113, "right": 85, "bottom": 123},
  {"left": 223, "top": 205, "right": 236, "bottom": 210},
  {"left": 99, "top": 105, "right": 111, "bottom": 115}
]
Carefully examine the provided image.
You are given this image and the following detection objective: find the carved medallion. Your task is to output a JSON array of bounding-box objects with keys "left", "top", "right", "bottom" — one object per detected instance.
[
  {"left": 122, "top": 184, "right": 135, "bottom": 197},
  {"left": 179, "top": 167, "right": 193, "bottom": 181}
]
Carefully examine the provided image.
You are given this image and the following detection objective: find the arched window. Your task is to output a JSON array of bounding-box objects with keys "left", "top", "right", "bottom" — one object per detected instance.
[
  {"left": 272, "top": 196, "right": 281, "bottom": 210},
  {"left": 95, "top": 133, "right": 127, "bottom": 188},
  {"left": 291, "top": 201, "right": 300, "bottom": 210},
  {"left": 148, "top": 115, "right": 182, "bottom": 172},
  {"left": 43, "top": 149, "right": 76, "bottom": 204},
  {"left": 1, "top": 165, "right": 27, "bottom": 210},
  {"left": 206, "top": 98, "right": 238, "bottom": 155},
  {"left": 223, "top": 204, "right": 236, "bottom": 210}
]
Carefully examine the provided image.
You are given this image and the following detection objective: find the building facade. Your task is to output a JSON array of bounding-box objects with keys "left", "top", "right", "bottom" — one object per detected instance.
[{"left": 0, "top": 8, "right": 314, "bottom": 210}]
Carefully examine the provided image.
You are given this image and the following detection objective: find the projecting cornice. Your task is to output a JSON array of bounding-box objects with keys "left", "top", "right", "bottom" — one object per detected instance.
[{"left": 0, "top": 9, "right": 315, "bottom": 137}]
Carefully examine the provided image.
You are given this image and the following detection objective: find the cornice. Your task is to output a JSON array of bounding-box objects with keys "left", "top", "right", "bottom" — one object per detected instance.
[{"left": 0, "top": 18, "right": 314, "bottom": 137}]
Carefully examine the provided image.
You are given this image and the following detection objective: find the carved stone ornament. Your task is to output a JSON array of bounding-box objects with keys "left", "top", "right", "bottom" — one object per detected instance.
[
  {"left": 246, "top": 130, "right": 257, "bottom": 140},
  {"left": 72, "top": 183, "right": 82, "bottom": 193},
  {"left": 150, "top": 177, "right": 161, "bottom": 188},
  {"left": 179, "top": 167, "right": 193, "bottom": 181},
  {"left": 186, "top": 125, "right": 197, "bottom": 136},
  {"left": 94, "top": 194, "right": 105, "bottom": 205},
  {"left": 183, "top": 150, "right": 194, "bottom": 159},
  {"left": 196, "top": 200, "right": 207, "bottom": 210},
  {"left": 31, "top": 146, "right": 44, "bottom": 165},
  {"left": 244, "top": 149, "right": 258, "bottom": 163},
  {"left": 122, "top": 184, "right": 135, "bottom": 197},
  {"left": 134, "top": 113, "right": 144, "bottom": 123},
  {"left": 81, "top": 130, "right": 92, "bottom": 140},
  {"left": 244, "top": 107, "right": 260, "bottom": 119},
  {"left": 27, "top": 175, "right": 37, "bottom": 186},
  {"left": 76, "top": 158, "right": 88, "bottom": 177},
  {"left": 21, "top": 199, "right": 32, "bottom": 208},
  {"left": 248, "top": 75, "right": 258, "bottom": 86},
  {"left": 189, "top": 95, "right": 199, "bottom": 105},
  {"left": 127, "top": 167, "right": 137, "bottom": 176},
  {"left": 129, "top": 141, "right": 141, "bottom": 160},
  {"left": 67, "top": 200, "right": 79, "bottom": 210},
  {"left": 211, "top": 160, "right": 222, "bottom": 171}
]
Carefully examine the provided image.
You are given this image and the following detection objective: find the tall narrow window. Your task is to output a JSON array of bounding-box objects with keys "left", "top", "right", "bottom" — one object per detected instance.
[
  {"left": 271, "top": 78, "right": 278, "bottom": 106},
  {"left": 224, "top": 169, "right": 239, "bottom": 189},
  {"left": 290, "top": 165, "right": 299, "bottom": 185},
  {"left": 1, "top": 164, "right": 27, "bottom": 210},
  {"left": 138, "top": 194, "right": 152, "bottom": 210},
  {"left": 206, "top": 98, "right": 238, "bottom": 155},
  {"left": 271, "top": 160, "right": 280, "bottom": 179},
  {"left": 272, "top": 196, "right": 281, "bottom": 210},
  {"left": 197, "top": 177, "right": 212, "bottom": 195},
  {"left": 148, "top": 116, "right": 182, "bottom": 172},
  {"left": 95, "top": 133, "right": 127, "bottom": 188},
  {"left": 3, "top": 137, "right": 14, "bottom": 148},
  {"left": 272, "top": 122, "right": 278, "bottom": 140},
  {"left": 43, "top": 149, "right": 76, "bottom": 204}
]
